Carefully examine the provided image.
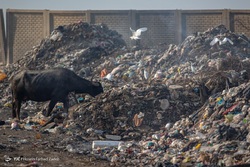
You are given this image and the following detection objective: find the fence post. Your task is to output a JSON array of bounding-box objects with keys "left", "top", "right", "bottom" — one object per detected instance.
[
  {"left": 86, "top": 10, "right": 91, "bottom": 24},
  {"left": 43, "top": 10, "right": 50, "bottom": 37},
  {"left": 6, "top": 9, "right": 12, "bottom": 64},
  {"left": 0, "top": 9, "right": 6, "bottom": 64},
  {"left": 175, "top": 10, "right": 182, "bottom": 44},
  {"left": 222, "top": 9, "right": 230, "bottom": 29}
]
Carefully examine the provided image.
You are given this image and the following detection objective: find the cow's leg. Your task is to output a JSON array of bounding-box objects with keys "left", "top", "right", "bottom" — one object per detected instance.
[
  {"left": 45, "top": 100, "right": 57, "bottom": 117},
  {"left": 62, "top": 96, "right": 71, "bottom": 124},
  {"left": 62, "top": 96, "right": 69, "bottom": 113},
  {"left": 12, "top": 99, "right": 16, "bottom": 119},
  {"left": 11, "top": 88, "right": 16, "bottom": 119},
  {"left": 16, "top": 100, "right": 21, "bottom": 120}
]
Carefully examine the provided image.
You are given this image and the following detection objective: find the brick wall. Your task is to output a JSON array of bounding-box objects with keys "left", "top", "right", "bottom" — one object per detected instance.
[{"left": 2, "top": 9, "right": 250, "bottom": 64}]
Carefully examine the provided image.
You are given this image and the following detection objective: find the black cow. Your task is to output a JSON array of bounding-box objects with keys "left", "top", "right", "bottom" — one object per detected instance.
[{"left": 11, "top": 67, "right": 103, "bottom": 120}]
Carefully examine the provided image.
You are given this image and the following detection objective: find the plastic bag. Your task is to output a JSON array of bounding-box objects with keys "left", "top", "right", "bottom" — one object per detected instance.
[
  {"left": 100, "top": 68, "right": 107, "bottom": 78},
  {"left": 0, "top": 71, "right": 7, "bottom": 81}
]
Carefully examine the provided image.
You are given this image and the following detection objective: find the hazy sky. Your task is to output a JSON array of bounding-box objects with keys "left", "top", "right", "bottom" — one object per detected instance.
[{"left": 1, "top": 0, "right": 250, "bottom": 11}]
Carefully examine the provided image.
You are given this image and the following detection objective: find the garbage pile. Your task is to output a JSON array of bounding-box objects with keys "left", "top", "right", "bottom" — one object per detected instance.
[
  {"left": 4, "top": 21, "right": 126, "bottom": 73},
  {"left": 1, "top": 23, "right": 250, "bottom": 166}
]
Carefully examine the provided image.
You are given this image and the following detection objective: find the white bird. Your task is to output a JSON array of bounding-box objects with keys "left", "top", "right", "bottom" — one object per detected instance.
[
  {"left": 130, "top": 27, "right": 147, "bottom": 40},
  {"left": 210, "top": 37, "right": 234, "bottom": 46}
]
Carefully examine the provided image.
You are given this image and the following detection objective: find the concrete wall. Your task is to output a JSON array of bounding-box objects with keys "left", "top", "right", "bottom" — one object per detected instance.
[
  {"left": 230, "top": 10, "right": 250, "bottom": 38},
  {"left": 181, "top": 10, "right": 224, "bottom": 39},
  {"left": 1, "top": 9, "right": 250, "bottom": 64},
  {"left": 6, "top": 10, "right": 44, "bottom": 63},
  {"left": 136, "top": 10, "right": 177, "bottom": 47}
]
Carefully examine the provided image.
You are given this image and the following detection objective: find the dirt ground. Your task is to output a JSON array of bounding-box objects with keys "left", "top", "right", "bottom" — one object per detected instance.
[{"left": 0, "top": 108, "right": 110, "bottom": 167}]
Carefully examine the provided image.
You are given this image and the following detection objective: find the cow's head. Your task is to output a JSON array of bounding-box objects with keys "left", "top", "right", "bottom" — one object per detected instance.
[{"left": 90, "top": 82, "right": 104, "bottom": 97}]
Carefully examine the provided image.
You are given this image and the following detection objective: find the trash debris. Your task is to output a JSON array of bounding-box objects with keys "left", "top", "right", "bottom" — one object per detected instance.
[
  {"left": 1, "top": 23, "right": 250, "bottom": 166},
  {"left": 133, "top": 112, "right": 144, "bottom": 127},
  {"left": 105, "top": 134, "right": 121, "bottom": 141},
  {"left": 10, "top": 121, "right": 19, "bottom": 130},
  {"left": 0, "top": 71, "right": 7, "bottom": 81},
  {"left": 210, "top": 37, "right": 234, "bottom": 46},
  {"left": 92, "top": 140, "right": 121, "bottom": 150}
]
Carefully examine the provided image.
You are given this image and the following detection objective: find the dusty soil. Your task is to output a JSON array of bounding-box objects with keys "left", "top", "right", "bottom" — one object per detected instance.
[{"left": 0, "top": 108, "right": 110, "bottom": 167}]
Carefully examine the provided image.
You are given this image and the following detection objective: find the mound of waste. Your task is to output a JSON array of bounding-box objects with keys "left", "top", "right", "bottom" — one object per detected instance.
[
  {"left": 4, "top": 21, "right": 126, "bottom": 73},
  {"left": 1, "top": 23, "right": 250, "bottom": 166}
]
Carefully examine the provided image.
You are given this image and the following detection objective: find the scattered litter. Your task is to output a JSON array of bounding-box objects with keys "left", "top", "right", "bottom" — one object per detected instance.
[{"left": 1, "top": 23, "right": 250, "bottom": 166}]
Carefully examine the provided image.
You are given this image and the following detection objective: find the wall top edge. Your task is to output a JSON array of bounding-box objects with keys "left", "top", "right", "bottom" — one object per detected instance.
[
  {"left": 5, "top": 9, "right": 250, "bottom": 13},
  {"left": 6, "top": 9, "right": 47, "bottom": 13},
  {"left": 229, "top": 10, "right": 250, "bottom": 13}
]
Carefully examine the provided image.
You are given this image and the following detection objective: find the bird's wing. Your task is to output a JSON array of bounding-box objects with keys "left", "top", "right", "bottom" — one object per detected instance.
[
  {"left": 135, "top": 27, "right": 148, "bottom": 36},
  {"left": 130, "top": 27, "right": 135, "bottom": 33},
  {"left": 138, "top": 27, "right": 148, "bottom": 32}
]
